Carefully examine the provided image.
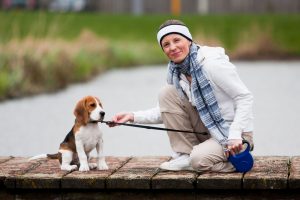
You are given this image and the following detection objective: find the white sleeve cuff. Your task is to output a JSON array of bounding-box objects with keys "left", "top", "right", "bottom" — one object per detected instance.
[
  {"left": 133, "top": 106, "right": 162, "bottom": 124},
  {"left": 228, "top": 124, "right": 242, "bottom": 140}
]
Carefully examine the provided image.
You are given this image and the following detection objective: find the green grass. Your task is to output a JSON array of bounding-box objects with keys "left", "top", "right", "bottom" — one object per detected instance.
[
  {"left": 1, "top": 12, "right": 300, "bottom": 53},
  {"left": 0, "top": 11, "right": 300, "bottom": 100}
]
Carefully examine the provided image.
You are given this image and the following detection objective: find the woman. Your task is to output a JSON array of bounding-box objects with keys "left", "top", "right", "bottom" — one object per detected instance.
[{"left": 109, "top": 19, "right": 254, "bottom": 172}]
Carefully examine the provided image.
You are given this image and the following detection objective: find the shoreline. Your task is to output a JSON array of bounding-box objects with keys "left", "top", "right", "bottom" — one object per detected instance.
[{"left": 1, "top": 58, "right": 300, "bottom": 103}]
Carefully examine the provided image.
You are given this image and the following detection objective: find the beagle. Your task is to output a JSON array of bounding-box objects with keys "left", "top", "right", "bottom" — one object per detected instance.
[{"left": 29, "top": 96, "right": 108, "bottom": 171}]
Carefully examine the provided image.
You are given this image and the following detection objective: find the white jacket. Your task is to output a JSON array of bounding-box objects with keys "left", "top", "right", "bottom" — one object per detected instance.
[{"left": 133, "top": 46, "right": 254, "bottom": 140}]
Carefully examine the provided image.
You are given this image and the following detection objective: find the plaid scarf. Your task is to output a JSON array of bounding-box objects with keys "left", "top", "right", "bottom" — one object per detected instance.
[{"left": 167, "top": 43, "right": 229, "bottom": 145}]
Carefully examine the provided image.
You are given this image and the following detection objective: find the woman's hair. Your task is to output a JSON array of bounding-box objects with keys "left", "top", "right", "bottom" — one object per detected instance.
[{"left": 158, "top": 19, "right": 186, "bottom": 30}]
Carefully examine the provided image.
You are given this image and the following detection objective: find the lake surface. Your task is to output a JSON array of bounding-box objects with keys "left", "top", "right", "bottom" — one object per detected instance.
[{"left": 0, "top": 61, "right": 299, "bottom": 157}]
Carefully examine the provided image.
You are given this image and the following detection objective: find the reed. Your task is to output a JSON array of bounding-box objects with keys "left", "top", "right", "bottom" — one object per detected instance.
[{"left": 0, "top": 30, "right": 164, "bottom": 100}]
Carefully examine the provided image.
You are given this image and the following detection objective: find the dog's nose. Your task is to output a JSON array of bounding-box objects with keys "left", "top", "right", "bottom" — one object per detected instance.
[{"left": 100, "top": 111, "right": 105, "bottom": 117}]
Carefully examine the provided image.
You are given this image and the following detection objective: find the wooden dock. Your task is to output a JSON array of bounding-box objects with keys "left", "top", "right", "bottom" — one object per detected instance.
[{"left": 1, "top": 156, "right": 300, "bottom": 199}]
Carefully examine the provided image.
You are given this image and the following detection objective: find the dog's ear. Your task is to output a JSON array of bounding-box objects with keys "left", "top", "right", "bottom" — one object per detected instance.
[
  {"left": 95, "top": 97, "right": 103, "bottom": 108},
  {"left": 74, "top": 98, "right": 89, "bottom": 125}
]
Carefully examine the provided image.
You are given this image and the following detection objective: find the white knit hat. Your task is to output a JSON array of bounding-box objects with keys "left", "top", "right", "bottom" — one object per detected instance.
[{"left": 157, "top": 24, "right": 193, "bottom": 46}]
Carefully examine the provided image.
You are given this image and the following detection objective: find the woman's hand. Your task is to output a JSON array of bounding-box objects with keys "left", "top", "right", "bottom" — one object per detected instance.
[
  {"left": 108, "top": 112, "right": 134, "bottom": 127},
  {"left": 225, "top": 139, "right": 243, "bottom": 157}
]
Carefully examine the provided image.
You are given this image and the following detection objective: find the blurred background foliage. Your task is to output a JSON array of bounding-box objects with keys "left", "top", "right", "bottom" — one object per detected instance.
[{"left": 0, "top": 11, "right": 300, "bottom": 100}]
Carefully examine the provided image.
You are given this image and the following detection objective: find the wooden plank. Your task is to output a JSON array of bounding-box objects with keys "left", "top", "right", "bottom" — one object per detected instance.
[
  {"left": 0, "top": 156, "right": 295, "bottom": 191},
  {"left": 0, "top": 156, "right": 14, "bottom": 188},
  {"left": 289, "top": 156, "right": 300, "bottom": 189},
  {"left": 107, "top": 156, "right": 169, "bottom": 189},
  {"left": 15, "top": 158, "right": 68, "bottom": 189},
  {"left": 62, "top": 156, "right": 130, "bottom": 189},
  {"left": 0, "top": 157, "right": 42, "bottom": 189},
  {"left": 243, "top": 156, "right": 289, "bottom": 189},
  {"left": 0, "top": 156, "right": 13, "bottom": 164},
  {"left": 152, "top": 170, "right": 197, "bottom": 189},
  {"left": 197, "top": 172, "right": 243, "bottom": 189}
]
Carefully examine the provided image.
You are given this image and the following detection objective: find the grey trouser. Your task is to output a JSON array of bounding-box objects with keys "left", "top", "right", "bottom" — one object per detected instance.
[{"left": 158, "top": 85, "right": 253, "bottom": 172}]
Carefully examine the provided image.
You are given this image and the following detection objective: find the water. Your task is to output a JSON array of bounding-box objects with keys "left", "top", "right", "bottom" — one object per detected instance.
[{"left": 0, "top": 61, "right": 299, "bottom": 157}]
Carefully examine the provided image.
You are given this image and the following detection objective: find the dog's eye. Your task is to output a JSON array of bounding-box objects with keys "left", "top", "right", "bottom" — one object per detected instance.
[{"left": 90, "top": 103, "right": 96, "bottom": 107}]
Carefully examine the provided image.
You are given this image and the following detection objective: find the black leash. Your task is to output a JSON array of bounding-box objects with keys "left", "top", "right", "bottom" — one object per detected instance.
[{"left": 95, "top": 120, "right": 208, "bottom": 135}]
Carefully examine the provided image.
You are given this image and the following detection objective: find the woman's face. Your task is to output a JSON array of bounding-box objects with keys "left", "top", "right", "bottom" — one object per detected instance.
[{"left": 161, "top": 34, "right": 191, "bottom": 63}]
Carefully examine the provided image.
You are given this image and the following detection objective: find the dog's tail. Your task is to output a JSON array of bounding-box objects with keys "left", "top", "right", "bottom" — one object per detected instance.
[
  {"left": 28, "top": 154, "right": 47, "bottom": 161},
  {"left": 28, "top": 153, "right": 59, "bottom": 161}
]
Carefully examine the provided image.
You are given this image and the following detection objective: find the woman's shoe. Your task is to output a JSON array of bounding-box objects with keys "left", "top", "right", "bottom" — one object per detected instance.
[{"left": 159, "top": 154, "right": 193, "bottom": 171}]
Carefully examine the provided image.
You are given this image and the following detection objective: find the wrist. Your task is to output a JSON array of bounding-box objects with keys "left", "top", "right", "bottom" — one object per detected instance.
[
  {"left": 227, "top": 139, "right": 242, "bottom": 146},
  {"left": 129, "top": 113, "right": 134, "bottom": 122}
]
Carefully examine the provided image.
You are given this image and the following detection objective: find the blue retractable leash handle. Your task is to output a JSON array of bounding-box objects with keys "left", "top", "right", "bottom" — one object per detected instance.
[{"left": 228, "top": 140, "right": 254, "bottom": 173}]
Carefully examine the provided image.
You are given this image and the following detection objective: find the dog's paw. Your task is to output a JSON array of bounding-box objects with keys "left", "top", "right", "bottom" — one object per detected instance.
[
  {"left": 61, "top": 165, "right": 78, "bottom": 171},
  {"left": 79, "top": 163, "right": 90, "bottom": 172},
  {"left": 97, "top": 161, "right": 109, "bottom": 170},
  {"left": 88, "top": 163, "right": 97, "bottom": 169}
]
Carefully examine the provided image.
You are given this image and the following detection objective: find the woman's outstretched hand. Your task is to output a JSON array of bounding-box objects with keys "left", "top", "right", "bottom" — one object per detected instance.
[
  {"left": 225, "top": 139, "right": 243, "bottom": 157},
  {"left": 108, "top": 112, "right": 134, "bottom": 127}
]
